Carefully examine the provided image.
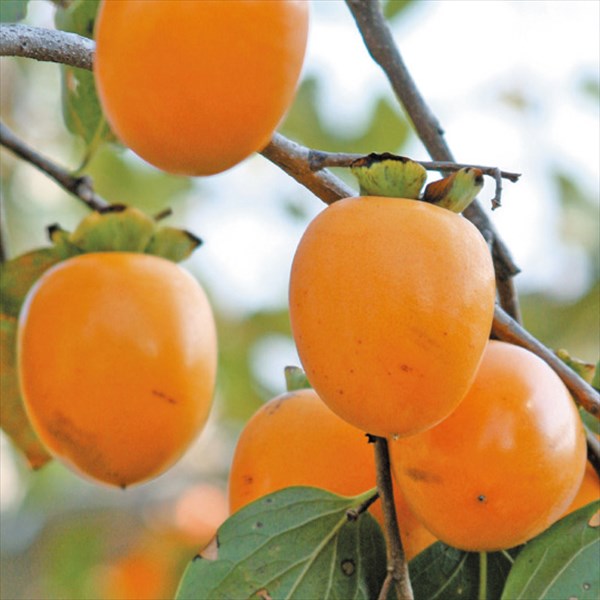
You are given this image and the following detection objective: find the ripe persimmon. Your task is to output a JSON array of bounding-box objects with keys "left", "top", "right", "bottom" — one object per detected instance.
[
  {"left": 94, "top": 0, "right": 309, "bottom": 176},
  {"left": 562, "top": 461, "right": 600, "bottom": 517},
  {"left": 289, "top": 196, "right": 496, "bottom": 438},
  {"left": 17, "top": 253, "right": 217, "bottom": 487},
  {"left": 228, "top": 388, "right": 435, "bottom": 560},
  {"left": 389, "top": 340, "right": 587, "bottom": 552}
]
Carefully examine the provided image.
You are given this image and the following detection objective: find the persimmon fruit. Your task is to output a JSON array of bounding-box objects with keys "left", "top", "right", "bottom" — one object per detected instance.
[
  {"left": 389, "top": 340, "right": 587, "bottom": 552},
  {"left": 228, "top": 387, "right": 435, "bottom": 560},
  {"left": 289, "top": 196, "right": 496, "bottom": 438},
  {"left": 94, "top": 0, "right": 309, "bottom": 176},
  {"left": 17, "top": 252, "right": 217, "bottom": 487},
  {"left": 562, "top": 460, "right": 600, "bottom": 518}
]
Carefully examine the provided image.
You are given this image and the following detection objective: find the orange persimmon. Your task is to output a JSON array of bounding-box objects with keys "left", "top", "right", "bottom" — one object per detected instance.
[
  {"left": 289, "top": 196, "right": 496, "bottom": 438},
  {"left": 94, "top": 0, "right": 309, "bottom": 176},
  {"left": 389, "top": 340, "right": 587, "bottom": 552},
  {"left": 18, "top": 252, "right": 217, "bottom": 487}
]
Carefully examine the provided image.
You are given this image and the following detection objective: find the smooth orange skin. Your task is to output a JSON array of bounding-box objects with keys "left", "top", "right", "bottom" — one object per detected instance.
[
  {"left": 289, "top": 196, "right": 496, "bottom": 438},
  {"left": 389, "top": 340, "right": 587, "bottom": 552},
  {"left": 227, "top": 388, "right": 433, "bottom": 560},
  {"left": 18, "top": 253, "right": 217, "bottom": 487},
  {"left": 94, "top": 0, "right": 309, "bottom": 176},
  {"left": 562, "top": 461, "right": 600, "bottom": 517},
  {"left": 228, "top": 389, "right": 376, "bottom": 512}
]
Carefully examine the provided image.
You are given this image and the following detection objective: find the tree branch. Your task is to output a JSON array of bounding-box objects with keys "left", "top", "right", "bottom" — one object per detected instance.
[
  {"left": 260, "top": 133, "right": 355, "bottom": 204},
  {"left": 373, "top": 436, "right": 413, "bottom": 600},
  {"left": 492, "top": 305, "right": 600, "bottom": 418},
  {"left": 307, "top": 148, "right": 521, "bottom": 210},
  {"left": 343, "top": 0, "right": 522, "bottom": 321},
  {"left": 0, "top": 23, "right": 94, "bottom": 70},
  {"left": 1, "top": 23, "right": 595, "bottom": 419},
  {"left": 0, "top": 122, "right": 109, "bottom": 211}
]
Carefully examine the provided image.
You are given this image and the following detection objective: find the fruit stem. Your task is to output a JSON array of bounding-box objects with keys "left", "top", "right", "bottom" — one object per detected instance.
[
  {"left": 373, "top": 436, "right": 414, "bottom": 600},
  {"left": 478, "top": 551, "right": 488, "bottom": 600}
]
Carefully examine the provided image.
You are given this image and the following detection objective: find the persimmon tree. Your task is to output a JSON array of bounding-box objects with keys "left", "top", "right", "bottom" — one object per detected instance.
[{"left": 1, "top": 1, "right": 599, "bottom": 600}]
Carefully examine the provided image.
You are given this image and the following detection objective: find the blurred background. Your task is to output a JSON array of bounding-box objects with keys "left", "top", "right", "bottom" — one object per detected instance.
[{"left": 1, "top": 1, "right": 598, "bottom": 598}]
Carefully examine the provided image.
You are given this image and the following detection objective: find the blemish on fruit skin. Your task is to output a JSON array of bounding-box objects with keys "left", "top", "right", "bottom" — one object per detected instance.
[
  {"left": 265, "top": 399, "right": 283, "bottom": 416},
  {"left": 477, "top": 494, "right": 487, "bottom": 503},
  {"left": 243, "top": 474, "right": 253, "bottom": 485},
  {"left": 405, "top": 468, "right": 442, "bottom": 484},
  {"left": 152, "top": 389, "right": 177, "bottom": 404}
]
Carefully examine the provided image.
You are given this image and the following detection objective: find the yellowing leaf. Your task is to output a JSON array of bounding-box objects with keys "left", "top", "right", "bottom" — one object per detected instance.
[
  {"left": 0, "top": 315, "right": 52, "bottom": 469},
  {"left": 423, "top": 167, "right": 484, "bottom": 213}
]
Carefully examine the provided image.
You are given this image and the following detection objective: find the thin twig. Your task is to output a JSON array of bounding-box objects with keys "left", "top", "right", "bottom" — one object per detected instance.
[
  {"left": 0, "top": 122, "right": 109, "bottom": 211},
  {"left": 343, "top": 0, "right": 522, "bottom": 321},
  {"left": 373, "top": 436, "right": 413, "bottom": 600},
  {"left": 346, "top": 491, "right": 380, "bottom": 522},
  {"left": 0, "top": 23, "right": 94, "bottom": 70},
  {"left": 309, "top": 150, "right": 521, "bottom": 182},
  {"left": 308, "top": 149, "right": 520, "bottom": 210},
  {"left": 492, "top": 304, "right": 600, "bottom": 418}
]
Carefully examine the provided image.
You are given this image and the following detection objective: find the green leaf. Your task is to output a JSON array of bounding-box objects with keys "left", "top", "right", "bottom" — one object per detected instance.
[
  {"left": 383, "top": 0, "right": 414, "bottom": 21},
  {"left": 0, "top": 315, "right": 52, "bottom": 469},
  {"left": 409, "top": 543, "right": 519, "bottom": 600},
  {"left": 284, "top": 366, "right": 312, "bottom": 392},
  {"left": 175, "top": 487, "right": 387, "bottom": 600},
  {"left": 592, "top": 360, "right": 600, "bottom": 391},
  {"left": 0, "top": 0, "right": 29, "bottom": 22},
  {"left": 350, "top": 153, "right": 427, "bottom": 199},
  {"left": 0, "top": 248, "right": 65, "bottom": 317},
  {"left": 55, "top": 0, "right": 114, "bottom": 164},
  {"left": 555, "top": 349, "right": 596, "bottom": 384},
  {"left": 501, "top": 501, "right": 600, "bottom": 599}
]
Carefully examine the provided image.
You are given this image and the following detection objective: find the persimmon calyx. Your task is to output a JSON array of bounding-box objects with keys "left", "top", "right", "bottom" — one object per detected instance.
[
  {"left": 423, "top": 167, "right": 484, "bottom": 213},
  {"left": 350, "top": 153, "right": 427, "bottom": 200}
]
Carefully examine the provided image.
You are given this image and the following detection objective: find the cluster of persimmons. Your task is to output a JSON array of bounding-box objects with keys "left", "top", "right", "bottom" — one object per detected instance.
[{"left": 14, "top": 0, "right": 597, "bottom": 566}]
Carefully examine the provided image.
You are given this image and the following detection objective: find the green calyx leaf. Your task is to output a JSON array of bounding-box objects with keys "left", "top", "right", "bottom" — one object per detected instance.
[
  {"left": 501, "top": 501, "right": 600, "bottom": 600},
  {"left": 175, "top": 486, "right": 387, "bottom": 600},
  {"left": 350, "top": 153, "right": 427, "bottom": 199},
  {"left": 0, "top": 315, "right": 52, "bottom": 469},
  {"left": 68, "top": 205, "right": 201, "bottom": 261},
  {"left": 145, "top": 226, "right": 202, "bottom": 263},
  {"left": 0, "top": 205, "right": 200, "bottom": 319},
  {"left": 422, "top": 167, "right": 484, "bottom": 213},
  {"left": 70, "top": 205, "right": 156, "bottom": 253},
  {"left": 284, "top": 366, "right": 312, "bottom": 392}
]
